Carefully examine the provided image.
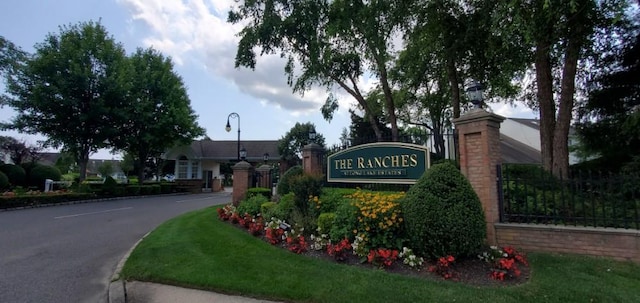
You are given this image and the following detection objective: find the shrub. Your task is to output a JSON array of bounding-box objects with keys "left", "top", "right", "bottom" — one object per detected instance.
[
  {"left": 317, "top": 212, "right": 335, "bottom": 234},
  {"left": 272, "top": 192, "right": 295, "bottom": 221},
  {"left": 102, "top": 176, "right": 118, "bottom": 196},
  {"left": 28, "top": 165, "right": 62, "bottom": 191},
  {"left": 0, "top": 171, "right": 9, "bottom": 189},
  {"left": 400, "top": 162, "right": 486, "bottom": 259},
  {"left": 126, "top": 185, "right": 141, "bottom": 196},
  {"left": 248, "top": 187, "right": 272, "bottom": 200},
  {"left": 329, "top": 199, "right": 359, "bottom": 242},
  {"left": 316, "top": 188, "right": 354, "bottom": 214},
  {"left": 289, "top": 173, "right": 324, "bottom": 216},
  {"left": 261, "top": 202, "right": 277, "bottom": 219},
  {"left": 276, "top": 165, "right": 303, "bottom": 196},
  {"left": 237, "top": 194, "right": 268, "bottom": 217},
  {"left": 0, "top": 164, "right": 26, "bottom": 186}
]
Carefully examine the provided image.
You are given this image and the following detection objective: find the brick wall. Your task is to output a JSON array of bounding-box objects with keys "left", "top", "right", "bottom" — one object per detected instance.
[{"left": 496, "top": 223, "right": 640, "bottom": 262}]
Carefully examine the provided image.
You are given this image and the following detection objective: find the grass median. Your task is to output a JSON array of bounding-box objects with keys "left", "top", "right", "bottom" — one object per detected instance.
[{"left": 121, "top": 206, "right": 640, "bottom": 303}]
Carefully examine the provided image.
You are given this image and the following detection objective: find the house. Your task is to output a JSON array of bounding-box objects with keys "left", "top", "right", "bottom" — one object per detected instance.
[
  {"left": 162, "top": 139, "right": 281, "bottom": 191},
  {"left": 499, "top": 118, "right": 581, "bottom": 165}
]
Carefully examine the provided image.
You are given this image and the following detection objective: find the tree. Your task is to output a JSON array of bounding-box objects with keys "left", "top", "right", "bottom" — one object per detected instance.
[
  {"left": 111, "top": 47, "right": 204, "bottom": 183},
  {"left": 229, "top": 0, "right": 412, "bottom": 141},
  {"left": 0, "top": 136, "right": 42, "bottom": 164},
  {"left": 0, "top": 36, "right": 27, "bottom": 78},
  {"left": 54, "top": 152, "right": 77, "bottom": 175},
  {"left": 278, "top": 122, "right": 326, "bottom": 166},
  {"left": 1, "top": 21, "right": 129, "bottom": 181},
  {"left": 120, "top": 153, "right": 135, "bottom": 177},
  {"left": 97, "top": 161, "right": 114, "bottom": 178},
  {"left": 491, "top": 0, "right": 632, "bottom": 178},
  {"left": 575, "top": 30, "right": 640, "bottom": 167}
]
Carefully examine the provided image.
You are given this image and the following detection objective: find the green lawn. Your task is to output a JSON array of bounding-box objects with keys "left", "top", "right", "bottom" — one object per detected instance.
[{"left": 121, "top": 207, "right": 640, "bottom": 303}]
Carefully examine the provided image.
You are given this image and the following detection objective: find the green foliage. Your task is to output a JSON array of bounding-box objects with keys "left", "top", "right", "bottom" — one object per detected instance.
[
  {"left": 0, "top": 193, "right": 96, "bottom": 209},
  {"left": 126, "top": 185, "right": 141, "bottom": 196},
  {"left": 260, "top": 202, "right": 277, "bottom": 219},
  {"left": 400, "top": 162, "right": 486, "bottom": 259},
  {"left": 276, "top": 165, "right": 303, "bottom": 196},
  {"left": 318, "top": 188, "right": 353, "bottom": 213},
  {"left": 237, "top": 194, "right": 268, "bottom": 217},
  {"left": 28, "top": 165, "right": 62, "bottom": 191},
  {"left": 1, "top": 21, "right": 130, "bottom": 181},
  {"left": 277, "top": 122, "right": 326, "bottom": 166},
  {"left": 0, "top": 171, "right": 9, "bottom": 189},
  {"left": 0, "top": 164, "right": 26, "bottom": 186},
  {"left": 247, "top": 187, "right": 272, "bottom": 200},
  {"left": 98, "top": 161, "right": 114, "bottom": 178},
  {"left": 272, "top": 193, "right": 295, "bottom": 222},
  {"left": 317, "top": 212, "right": 336, "bottom": 234},
  {"left": 103, "top": 176, "right": 118, "bottom": 196},
  {"left": 112, "top": 47, "right": 204, "bottom": 183},
  {"left": 329, "top": 199, "right": 359, "bottom": 242},
  {"left": 289, "top": 173, "right": 324, "bottom": 216}
]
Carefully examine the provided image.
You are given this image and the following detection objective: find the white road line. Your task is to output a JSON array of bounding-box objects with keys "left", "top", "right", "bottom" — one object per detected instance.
[
  {"left": 54, "top": 207, "right": 133, "bottom": 219},
  {"left": 175, "top": 197, "right": 215, "bottom": 203}
]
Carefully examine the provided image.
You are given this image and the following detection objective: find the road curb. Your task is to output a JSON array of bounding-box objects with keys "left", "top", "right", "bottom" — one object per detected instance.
[{"left": 108, "top": 232, "right": 150, "bottom": 303}]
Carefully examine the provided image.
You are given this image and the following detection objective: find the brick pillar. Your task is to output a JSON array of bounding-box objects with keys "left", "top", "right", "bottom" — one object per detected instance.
[
  {"left": 256, "top": 164, "right": 272, "bottom": 189},
  {"left": 453, "top": 109, "right": 505, "bottom": 245},
  {"left": 232, "top": 161, "right": 253, "bottom": 205},
  {"left": 302, "top": 143, "right": 324, "bottom": 175}
]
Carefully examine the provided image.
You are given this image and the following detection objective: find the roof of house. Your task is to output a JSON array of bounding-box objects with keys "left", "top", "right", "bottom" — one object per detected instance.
[
  {"left": 508, "top": 118, "right": 541, "bottom": 131},
  {"left": 164, "top": 140, "right": 281, "bottom": 162},
  {"left": 500, "top": 135, "right": 541, "bottom": 164}
]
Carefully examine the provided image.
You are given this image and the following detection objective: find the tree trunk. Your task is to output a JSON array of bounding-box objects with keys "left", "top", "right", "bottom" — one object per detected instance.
[
  {"left": 446, "top": 58, "right": 461, "bottom": 119},
  {"left": 78, "top": 153, "right": 89, "bottom": 182},
  {"left": 552, "top": 31, "right": 583, "bottom": 179},
  {"left": 535, "top": 40, "right": 556, "bottom": 172},
  {"left": 379, "top": 64, "right": 399, "bottom": 141}
]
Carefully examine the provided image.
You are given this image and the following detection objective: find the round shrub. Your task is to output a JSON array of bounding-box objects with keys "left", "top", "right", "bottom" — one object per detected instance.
[
  {"left": 272, "top": 192, "right": 295, "bottom": 222},
  {"left": 329, "top": 200, "right": 358, "bottom": 242},
  {"left": 0, "top": 171, "right": 9, "bottom": 189},
  {"left": 317, "top": 212, "right": 336, "bottom": 234},
  {"left": 0, "top": 164, "right": 26, "bottom": 186},
  {"left": 28, "top": 165, "right": 62, "bottom": 191},
  {"left": 102, "top": 176, "right": 118, "bottom": 196},
  {"left": 400, "top": 162, "right": 486, "bottom": 259},
  {"left": 261, "top": 202, "right": 277, "bottom": 219},
  {"left": 237, "top": 194, "right": 269, "bottom": 217},
  {"left": 289, "top": 173, "right": 324, "bottom": 216},
  {"left": 276, "top": 165, "right": 303, "bottom": 196}
]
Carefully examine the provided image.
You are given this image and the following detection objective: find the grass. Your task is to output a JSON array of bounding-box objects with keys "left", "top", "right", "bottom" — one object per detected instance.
[{"left": 122, "top": 206, "right": 640, "bottom": 303}]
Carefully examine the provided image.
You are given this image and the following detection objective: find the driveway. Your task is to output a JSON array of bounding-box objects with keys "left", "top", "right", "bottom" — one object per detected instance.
[{"left": 0, "top": 193, "right": 230, "bottom": 303}]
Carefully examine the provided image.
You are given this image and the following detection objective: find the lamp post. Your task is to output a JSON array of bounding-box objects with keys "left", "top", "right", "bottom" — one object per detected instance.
[
  {"left": 225, "top": 112, "right": 241, "bottom": 161},
  {"left": 263, "top": 152, "right": 269, "bottom": 163},
  {"left": 465, "top": 80, "right": 485, "bottom": 109},
  {"left": 240, "top": 146, "right": 247, "bottom": 161},
  {"left": 308, "top": 128, "right": 317, "bottom": 144}
]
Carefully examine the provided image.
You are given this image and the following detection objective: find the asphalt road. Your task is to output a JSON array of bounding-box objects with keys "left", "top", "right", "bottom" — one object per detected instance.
[{"left": 0, "top": 192, "right": 231, "bottom": 303}]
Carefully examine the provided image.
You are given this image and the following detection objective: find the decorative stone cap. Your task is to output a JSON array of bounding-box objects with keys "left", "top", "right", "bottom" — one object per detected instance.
[
  {"left": 232, "top": 161, "right": 252, "bottom": 170},
  {"left": 452, "top": 108, "right": 505, "bottom": 125}
]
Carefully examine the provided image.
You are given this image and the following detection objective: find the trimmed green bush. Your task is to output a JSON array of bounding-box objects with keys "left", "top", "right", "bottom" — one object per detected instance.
[
  {"left": 0, "top": 171, "right": 9, "bottom": 190},
  {"left": 400, "top": 162, "right": 486, "bottom": 259},
  {"left": 103, "top": 176, "right": 118, "bottom": 196},
  {"left": 317, "top": 212, "right": 335, "bottom": 234},
  {"left": 0, "top": 164, "right": 26, "bottom": 186},
  {"left": 248, "top": 187, "right": 272, "bottom": 200},
  {"left": 289, "top": 173, "right": 324, "bottom": 216},
  {"left": 28, "top": 165, "right": 62, "bottom": 191},
  {"left": 237, "top": 194, "right": 269, "bottom": 217},
  {"left": 261, "top": 202, "right": 277, "bottom": 219},
  {"left": 318, "top": 188, "right": 354, "bottom": 214},
  {"left": 273, "top": 192, "right": 295, "bottom": 222},
  {"left": 329, "top": 199, "right": 358, "bottom": 242},
  {"left": 276, "top": 165, "right": 303, "bottom": 196},
  {"left": 126, "top": 185, "right": 141, "bottom": 196}
]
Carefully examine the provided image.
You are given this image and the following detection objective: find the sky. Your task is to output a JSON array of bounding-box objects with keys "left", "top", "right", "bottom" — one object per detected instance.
[{"left": 0, "top": 0, "right": 536, "bottom": 160}]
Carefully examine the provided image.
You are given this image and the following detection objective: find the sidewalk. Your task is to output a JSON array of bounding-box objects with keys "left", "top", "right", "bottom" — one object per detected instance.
[{"left": 107, "top": 189, "right": 282, "bottom": 303}]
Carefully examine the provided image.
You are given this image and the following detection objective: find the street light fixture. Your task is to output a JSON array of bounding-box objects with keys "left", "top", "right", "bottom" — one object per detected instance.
[
  {"left": 308, "top": 128, "right": 317, "bottom": 143},
  {"left": 225, "top": 112, "right": 241, "bottom": 161},
  {"left": 465, "top": 80, "right": 485, "bottom": 109},
  {"left": 263, "top": 152, "right": 269, "bottom": 163},
  {"left": 239, "top": 146, "right": 247, "bottom": 161}
]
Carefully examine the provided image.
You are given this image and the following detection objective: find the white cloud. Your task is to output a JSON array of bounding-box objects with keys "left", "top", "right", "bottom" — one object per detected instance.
[{"left": 117, "top": 0, "right": 329, "bottom": 115}]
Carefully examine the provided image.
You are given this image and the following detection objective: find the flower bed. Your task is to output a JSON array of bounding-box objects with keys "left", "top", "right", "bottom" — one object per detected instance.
[{"left": 217, "top": 204, "right": 530, "bottom": 286}]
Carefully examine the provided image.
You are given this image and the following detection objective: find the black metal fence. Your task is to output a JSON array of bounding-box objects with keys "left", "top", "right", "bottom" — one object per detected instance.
[{"left": 498, "top": 163, "right": 640, "bottom": 229}]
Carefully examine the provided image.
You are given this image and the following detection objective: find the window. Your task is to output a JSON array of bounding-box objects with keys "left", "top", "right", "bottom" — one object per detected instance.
[{"left": 176, "top": 155, "right": 200, "bottom": 179}]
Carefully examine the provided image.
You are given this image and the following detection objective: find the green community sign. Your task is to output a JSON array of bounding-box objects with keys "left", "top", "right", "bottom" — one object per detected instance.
[{"left": 327, "top": 142, "right": 430, "bottom": 184}]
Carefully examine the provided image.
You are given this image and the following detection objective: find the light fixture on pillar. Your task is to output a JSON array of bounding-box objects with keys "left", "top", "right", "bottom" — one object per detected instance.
[
  {"left": 308, "top": 128, "right": 317, "bottom": 143},
  {"left": 263, "top": 152, "right": 269, "bottom": 163},
  {"left": 239, "top": 146, "right": 247, "bottom": 161},
  {"left": 465, "top": 80, "right": 485, "bottom": 109}
]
